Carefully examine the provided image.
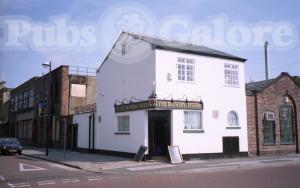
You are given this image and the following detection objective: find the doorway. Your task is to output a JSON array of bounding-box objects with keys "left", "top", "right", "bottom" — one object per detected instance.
[
  {"left": 223, "top": 137, "right": 240, "bottom": 157},
  {"left": 148, "top": 110, "right": 171, "bottom": 157},
  {"left": 72, "top": 124, "right": 78, "bottom": 150}
]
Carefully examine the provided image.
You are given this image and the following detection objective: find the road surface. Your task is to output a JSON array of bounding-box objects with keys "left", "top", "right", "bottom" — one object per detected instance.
[{"left": 1, "top": 154, "right": 300, "bottom": 188}]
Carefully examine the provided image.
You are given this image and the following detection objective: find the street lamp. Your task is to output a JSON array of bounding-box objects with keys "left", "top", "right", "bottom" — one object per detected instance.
[{"left": 42, "top": 61, "right": 52, "bottom": 156}]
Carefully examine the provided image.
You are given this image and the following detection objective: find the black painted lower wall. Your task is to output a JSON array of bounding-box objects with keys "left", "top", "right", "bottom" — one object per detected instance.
[
  {"left": 76, "top": 147, "right": 135, "bottom": 158},
  {"left": 76, "top": 147, "right": 248, "bottom": 160}
]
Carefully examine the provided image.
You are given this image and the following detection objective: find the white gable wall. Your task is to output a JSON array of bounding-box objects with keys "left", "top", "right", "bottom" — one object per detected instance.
[{"left": 96, "top": 35, "right": 156, "bottom": 153}]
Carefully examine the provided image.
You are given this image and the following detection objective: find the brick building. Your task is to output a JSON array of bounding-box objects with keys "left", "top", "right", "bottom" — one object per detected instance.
[
  {"left": 0, "top": 81, "right": 11, "bottom": 137},
  {"left": 246, "top": 73, "right": 300, "bottom": 156},
  {"left": 9, "top": 65, "right": 96, "bottom": 149}
]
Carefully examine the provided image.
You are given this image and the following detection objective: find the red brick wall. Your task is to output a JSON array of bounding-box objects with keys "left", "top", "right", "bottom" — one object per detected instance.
[
  {"left": 60, "top": 66, "right": 69, "bottom": 116},
  {"left": 247, "top": 96, "right": 257, "bottom": 156},
  {"left": 247, "top": 75, "right": 300, "bottom": 156}
]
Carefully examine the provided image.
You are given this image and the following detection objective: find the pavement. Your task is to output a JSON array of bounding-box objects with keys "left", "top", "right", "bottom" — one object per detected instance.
[{"left": 22, "top": 146, "right": 300, "bottom": 175}]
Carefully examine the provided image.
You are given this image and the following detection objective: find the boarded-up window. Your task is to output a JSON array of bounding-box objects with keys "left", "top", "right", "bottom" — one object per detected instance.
[{"left": 71, "top": 84, "right": 86, "bottom": 97}]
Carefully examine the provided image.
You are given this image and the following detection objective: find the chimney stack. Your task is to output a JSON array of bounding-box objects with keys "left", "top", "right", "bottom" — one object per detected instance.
[{"left": 264, "top": 41, "right": 269, "bottom": 80}]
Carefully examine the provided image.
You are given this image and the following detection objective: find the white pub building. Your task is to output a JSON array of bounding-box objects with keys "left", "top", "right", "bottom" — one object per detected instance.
[{"left": 94, "top": 31, "right": 248, "bottom": 159}]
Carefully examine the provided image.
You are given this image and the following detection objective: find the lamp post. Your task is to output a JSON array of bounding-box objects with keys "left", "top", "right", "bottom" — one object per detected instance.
[
  {"left": 42, "top": 61, "right": 52, "bottom": 156},
  {"left": 64, "top": 74, "right": 72, "bottom": 159}
]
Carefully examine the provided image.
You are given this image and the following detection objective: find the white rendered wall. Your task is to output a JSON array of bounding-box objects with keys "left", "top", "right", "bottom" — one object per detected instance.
[
  {"left": 73, "top": 112, "right": 93, "bottom": 149},
  {"left": 96, "top": 34, "right": 155, "bottom": 153},
  {"left": 155, "top": 49, "right": 248, "bottom": 154}
]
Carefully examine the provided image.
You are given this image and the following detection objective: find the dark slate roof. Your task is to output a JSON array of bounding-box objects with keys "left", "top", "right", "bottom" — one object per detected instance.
[
  {"left": 246, "top": 72, "right": 300, "bottom": 96},
  {"left": 245, "top": 79, "right": 276, "bottom": 96},
  {"left": 126, "top": 32, "right": 247, "bottom": 62}
]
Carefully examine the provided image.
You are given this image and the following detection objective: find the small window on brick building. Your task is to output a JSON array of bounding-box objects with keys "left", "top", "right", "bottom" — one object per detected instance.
[{"left": 263, "top": 112, "right": 275, "bottom": 144}]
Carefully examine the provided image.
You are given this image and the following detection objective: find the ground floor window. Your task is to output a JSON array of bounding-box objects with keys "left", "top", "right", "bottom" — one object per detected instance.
[
  {"left": 263, "top": 120, "right": 275, "bottom": 144},
  {"left": 117, "top": 115, "right": 130, "bottom": 132},
  {"left": 280, "top": 104, "right": 294, "bottom": 144},
  {"left": 184, "top": 111, "right": 202, "bottom": 130},
  {"left": 227, "top": 111, "right": 239, "bottom": 127}
]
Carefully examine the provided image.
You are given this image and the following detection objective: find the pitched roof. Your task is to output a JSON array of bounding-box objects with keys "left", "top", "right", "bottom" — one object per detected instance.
[
  {"left": 245, "top": 79, "right": 276, "bottom": 96},
  {"left": 245, "top": 72, "right": 300, "bottom": 96},
  {"left": 126, "top": 32, "right": 247, "bottom": 62},
  {"left": 97, "top": 31, "right": 247, "bottom": 73}
]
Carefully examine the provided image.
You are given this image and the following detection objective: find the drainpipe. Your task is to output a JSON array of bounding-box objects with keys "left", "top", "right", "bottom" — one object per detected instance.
[
  {"left": 295, "top": 105, "right": 299, "bottom": 153},
  {"left": 88, "top": 114, "right": 91, "bottom": 153},
  {"left": 92, "top": 112, "right": 95, "bottom": 152},
  {"left": 252, "top": 90, "right": 260, "bottom": 156}
]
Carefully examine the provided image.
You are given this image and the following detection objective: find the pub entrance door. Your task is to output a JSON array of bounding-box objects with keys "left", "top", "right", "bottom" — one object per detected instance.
[{"left": 148, "top": 110, "right": 171, "bottom": 158}]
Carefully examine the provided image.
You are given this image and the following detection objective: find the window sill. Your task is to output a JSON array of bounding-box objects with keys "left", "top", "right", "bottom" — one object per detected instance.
[
  {"left": 183, "top": 129, "right": 204, "bottom": 133},
  {"left": 114, "top": 132, "right": 130, "bottom": 135},
  {"left": 280, "top": 142, "right": 295, "bottom": 145},
  {"left": 224, "top": 85, "right": 240, "bottom": 88},
  {"left": 263, "top": 143, "right": 276, "bottom": 146},
  {"left": 226, "top": 126, "right": 241, "bottom": 129},
  {"left": 176, "top": 80, "right": 196, "bottom": 84}
]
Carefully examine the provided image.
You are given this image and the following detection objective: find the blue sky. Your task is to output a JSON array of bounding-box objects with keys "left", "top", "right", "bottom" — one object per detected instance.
[{"left": 0, "top": 0, "right": 299, "bottom": 88}]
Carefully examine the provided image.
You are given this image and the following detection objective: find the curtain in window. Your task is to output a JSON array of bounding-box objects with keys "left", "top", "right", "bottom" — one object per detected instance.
[
  {"left": 184, "top": 111, "right": 201, "bottom": 129},
  {"left": 118, "top": 116, "right": 129, "bottom": 132},
  {"left": 227, "top": 111, "right": 238, "bottom": 126}
]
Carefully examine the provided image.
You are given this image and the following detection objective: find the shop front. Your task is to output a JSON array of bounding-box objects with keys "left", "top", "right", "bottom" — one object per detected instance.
[{"left": 114, "top": 96, "right": 204, "bottom": 158}]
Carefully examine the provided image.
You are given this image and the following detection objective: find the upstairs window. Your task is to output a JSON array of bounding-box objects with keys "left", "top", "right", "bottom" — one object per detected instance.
[
  {"left": 177, "top": 57, "right": 195, "bottom": 82},
  {"left": 224, "top": 64, "right": 239, "bottom": 86},
  {"left": 14, "top": 96, "right": 18, "bottom": 112},
  {"left": 10, "top": 97, "right": 15, "bottom": 112},
  {"left": 23, "top": 91, "right": 29, "bottom": 109},
  {"left": 18, "top": 94, "right": 23, "bottom": 110},
  {"left": 29, "top": 89, "right": 34, "bottom": 108}
]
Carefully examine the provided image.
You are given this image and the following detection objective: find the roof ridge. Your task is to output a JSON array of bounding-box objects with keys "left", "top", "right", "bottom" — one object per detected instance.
[
  {"left": 123, "top": 31, "right": 207, "bottom": 47},
  {"left": 246, "top": 78, "right": 276, "bottom": 85},
  {"left": 124, "top": 31, "right": 240, "bottom": 55}
]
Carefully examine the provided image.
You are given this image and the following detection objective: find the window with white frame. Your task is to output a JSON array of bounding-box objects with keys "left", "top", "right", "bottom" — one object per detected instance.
[
  {"left": 224, "top": 64, "right": 239, "bottom": 86},
  {"left": 117, "top": 115, "right": 130, "bottom": 132},
  {"left": 184, "top": 111, "right": 202, "bottom": 130},
  {"left": 177, "top": 57, "right": 195, "bottom": 82},
  {"left": 227, "top": 111, "right": 239, "bottom": 126}
]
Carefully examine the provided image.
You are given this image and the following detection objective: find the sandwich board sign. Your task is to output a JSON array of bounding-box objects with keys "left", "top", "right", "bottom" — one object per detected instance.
[
  {"left": 134, "top": 145, "right": 147, "bottom": 163},
  {"left": 168, "top": 145, "right": 184, "bottom": 164}
]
